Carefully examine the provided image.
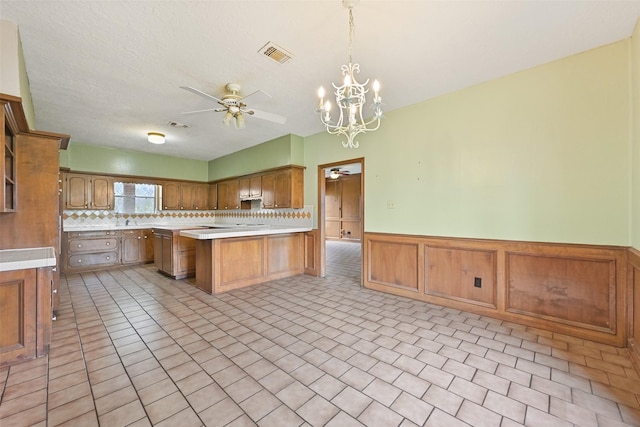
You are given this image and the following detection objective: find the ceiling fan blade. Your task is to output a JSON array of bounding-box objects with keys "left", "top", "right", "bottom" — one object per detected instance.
[
  {"left": 241, "top": 89, "right": 271, "bottom": 106},
  {"left": 181, "top": 107, "right": 225, "bottom": 115},
  {"left": 249, "top": 108, "right": 287, "bottom": 125},
  {"left": 180, "top": 86, "right": 223, "bottom": 103}
]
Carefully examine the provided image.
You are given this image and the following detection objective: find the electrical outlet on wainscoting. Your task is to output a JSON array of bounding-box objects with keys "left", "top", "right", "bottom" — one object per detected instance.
[{"left": 474, "top": 277, "right": 482, "bottom": 288}]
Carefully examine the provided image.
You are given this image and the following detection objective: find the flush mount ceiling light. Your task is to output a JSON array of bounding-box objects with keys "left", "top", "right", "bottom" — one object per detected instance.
[
  {"left": 147, "top": 132, "right": 165, "bottom": 144},
  {"left": 317, "top": 0, "right": 382, "bottom": 149}
]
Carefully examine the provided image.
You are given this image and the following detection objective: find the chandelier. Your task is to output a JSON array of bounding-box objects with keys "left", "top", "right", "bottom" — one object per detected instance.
[{"left": 317, "top": 0, "right": 382, "bottom": 149}]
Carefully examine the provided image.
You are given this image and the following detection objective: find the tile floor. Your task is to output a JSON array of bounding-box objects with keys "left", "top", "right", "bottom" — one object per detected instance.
[{"left": 1, "top": 240, "right": 639, "bottom": 426}]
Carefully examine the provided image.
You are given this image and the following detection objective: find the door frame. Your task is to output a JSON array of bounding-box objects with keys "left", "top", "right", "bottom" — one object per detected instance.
[{"left": 317, "top": 157, "right": 364, "bottom": 282}]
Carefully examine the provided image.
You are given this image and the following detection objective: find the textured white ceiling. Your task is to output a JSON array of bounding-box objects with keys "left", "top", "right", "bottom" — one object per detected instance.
[{"left": 2, "top": 1, "right": 640, "bottom": 161}]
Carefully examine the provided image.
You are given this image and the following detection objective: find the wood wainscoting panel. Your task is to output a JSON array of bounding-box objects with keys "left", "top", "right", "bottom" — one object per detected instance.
[
  {"left": 425, "top": 246, "right": 497, "bottom": 308},
  {"left": 363, "top": 232, "right": 627, "bottom": 346},
  {"left": 217, "top": 237, "right": 265, "bottom": 286},
  {"left": 304, "top": 229, "right": 320, "bottom": 277},
  {"left": 507, "top": 253, "right": 615, "bottom": 332},
  {"left": 267, "top": 233, "right": 303, "bottom": 276},
  {"left": 629, "top": 248, "right": 640, "bottom": 372},
  {"left": 366, "top": 237, "right": 421, "bottom": 292}
]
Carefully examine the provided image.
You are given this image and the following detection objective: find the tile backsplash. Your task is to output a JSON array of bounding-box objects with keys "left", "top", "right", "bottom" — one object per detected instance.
[{"left": 63, "top": 206, "right": 313, "bottom": 229}]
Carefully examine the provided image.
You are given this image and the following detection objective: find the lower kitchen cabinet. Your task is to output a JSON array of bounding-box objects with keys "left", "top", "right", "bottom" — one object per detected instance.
[
  {"left": 0, "top": 266, "right": 53, "bottom": 367},
  {"left": 152, "top": 228, "right": 197, "bottom": 279},
  {"left": 62, "top": 229, "right": 154, "bottom": 273},
  {"left": 122, "top": 229, "right": 154, "bottom": 264}
]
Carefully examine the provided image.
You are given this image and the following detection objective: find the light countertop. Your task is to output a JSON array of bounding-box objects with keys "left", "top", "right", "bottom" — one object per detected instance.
[
  {"left": 0, "top": 247, "right": 57, "bottom": 272},
  {"left": 63, "top": 224, "right": 211, "bottom": 232},
  {"left": 180, "top": 225, "right": 311, "bottom": 240}
]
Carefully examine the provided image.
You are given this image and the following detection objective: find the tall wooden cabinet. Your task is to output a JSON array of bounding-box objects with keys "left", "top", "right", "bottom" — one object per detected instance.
[
  {"left": 0, "top": 93, "right": 69, "bottom": 366},
  {"left": 326, "top": 174, "right": 362, "bottom": 241}
]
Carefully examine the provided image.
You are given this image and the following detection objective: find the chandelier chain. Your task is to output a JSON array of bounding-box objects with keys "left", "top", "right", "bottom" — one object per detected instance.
[
  {"left": 348, "top": 7, "right": 354, "bottom": 65},
  {"left": 316, "top": 0, "right": 383, "bottom": 148}
]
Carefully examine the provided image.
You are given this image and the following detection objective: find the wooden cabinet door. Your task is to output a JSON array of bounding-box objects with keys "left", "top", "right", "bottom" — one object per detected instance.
[
  {"left": 0, "top": 269, "right": 37, "bottom": 367},
  {"left": 90, "top": 176, "right": 114, "bottom": 210},
  {"left": 208, "top": 184, "right": 218, "bottom": 209},
  {"left": 64, "top": 174, "right": 90, "bottom": 209},
  {"left": 143, "top": 229, "right": 154, "bottom": 263},
  {"left": 153, "top": 233, "right": 164, "bottom": 271},
  {"left": 192, "top": 184, "right": 208, "bottom": 210},
  {"left": 261, "top": 174, "right": 275, "bottom": 208},
  {"left": 218, "top": 180, "right": 239, "bottom": 210},
  {"left": 325, "top": 179, "right": 341, "bottom": 239},
  {"left": 274, "top": 170, "right": 291, "bottom": 208},
  {"left": 161, "top": 182, "right": 181, "bottom": 210},
  {"left": 180, "top": 184, "right": 194, "bottom": 210},
  {"left": 239, "top": 178, "right": 251, "bottom": 199},
  {"left": 162, "top": 234, "right": 173, "bottom": 274},
  {"left": 250, "top": 176, "right": 262, "bottom": 198},
  {"left": 122, "top": 231, "right": 142, "bottom": 263}
]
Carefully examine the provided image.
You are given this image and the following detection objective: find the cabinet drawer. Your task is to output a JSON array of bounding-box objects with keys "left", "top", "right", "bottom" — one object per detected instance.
[
  {"left": 67, "top": 230, "right": 120, "bottom": 238},
  {"left": 68, "top": 238, "right": 119, "bottom": 253},
  {"left": 68, "top": 252, "right": 119, "bottom": 268},
  {"left": 121, "top": 230, "right": 143, "bottom": 237}
]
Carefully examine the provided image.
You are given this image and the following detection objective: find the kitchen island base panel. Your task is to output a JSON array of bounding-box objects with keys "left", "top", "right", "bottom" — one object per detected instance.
[{"left": 195, "top": 233, "right": 304, "bottom": 294}]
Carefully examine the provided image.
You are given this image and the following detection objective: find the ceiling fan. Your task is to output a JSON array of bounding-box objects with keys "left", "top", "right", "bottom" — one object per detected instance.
[
  {"left": 180, "top": 83, "right": 287, "bottom": 129},
  {"left": 328, "top": 168, "right": 351, "bottom": 179}
]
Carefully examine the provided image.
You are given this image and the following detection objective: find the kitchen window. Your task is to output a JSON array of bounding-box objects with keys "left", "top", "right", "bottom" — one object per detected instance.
[{"left": 114, "top": 182, "right": 157, "bottom": 213}]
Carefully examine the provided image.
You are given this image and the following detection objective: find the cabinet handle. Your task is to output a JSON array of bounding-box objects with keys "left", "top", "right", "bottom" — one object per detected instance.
[
  {"left": 138, "top": 236, "right": 141, "bottom": 240},
  {"left": 106, "top": 242, "right": 110, "bottom": 246},
  {"left": 164, "top": 206, "right": 168, "bottom": 209},
  {"left": 78, "top": 259, "right": 82, "bottom": 263},
  {"left": 144, "top": 236, "right": 148, "bottom": 239},
  {"left": 77, "top": 244, "right": 82, "bottom": 248},
  {"left": 52, "top": 289, "right": 58, "bottom": 294},
  {"left": 52, "top": 267, "right": 57, "bottom": 272},
  {"left": 106, "top": 256, "right": 110, "bottom": 260}
]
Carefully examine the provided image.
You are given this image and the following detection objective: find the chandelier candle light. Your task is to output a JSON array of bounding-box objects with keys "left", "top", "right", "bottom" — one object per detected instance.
[{"left": 317, "top": 0, "right": 382, "bottom": 149}]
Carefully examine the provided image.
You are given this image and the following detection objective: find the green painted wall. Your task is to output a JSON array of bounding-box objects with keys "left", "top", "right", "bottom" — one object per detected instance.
[
  {"left": 61, "top": 142, "right": 209, "bottom": 181},
  {"left": 207, "top": 134, "right": 304, "bottom": 181},
  {"left": 632, "top": 19, "right": 640, "bottom": 250},
  {"left": 305, "top": 40, "right": 631, "bottom": 246},
  {"left": 17, "top": 34, "right": 35, "bottom": 129}
]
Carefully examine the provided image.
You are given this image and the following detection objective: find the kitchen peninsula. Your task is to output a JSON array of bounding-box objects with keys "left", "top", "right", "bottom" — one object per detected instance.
[{"left": 180, "top": 224, "right": 311, "bottom": 294}]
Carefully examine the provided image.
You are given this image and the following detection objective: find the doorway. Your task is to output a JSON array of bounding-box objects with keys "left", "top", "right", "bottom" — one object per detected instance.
[{"left": 317, "top": 158, "right": 364, "bottom": 283}]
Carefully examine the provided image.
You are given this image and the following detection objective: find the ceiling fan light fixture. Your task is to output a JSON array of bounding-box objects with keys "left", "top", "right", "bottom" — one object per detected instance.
[
  {"left": 235, "top": 112, "right": 246, "bottom": 129},
  {"left": 222, "top": 111, "right": 233, "bottom": 126},
  {"left": 330, "top": 169, "right": 341, "bottom": 179},
  {"left": 147, "top": 132, "right": 165, "bottom": 144}
]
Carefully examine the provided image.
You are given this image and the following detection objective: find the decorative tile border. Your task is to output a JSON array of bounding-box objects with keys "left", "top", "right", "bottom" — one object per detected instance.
[{"left": 63, "top": 206, "right": 314, "bottom": 229}]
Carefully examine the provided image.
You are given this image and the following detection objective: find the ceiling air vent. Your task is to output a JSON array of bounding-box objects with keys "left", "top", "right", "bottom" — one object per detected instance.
[{"left": 259, "top": 42, "right": 294, "bottom": 64}]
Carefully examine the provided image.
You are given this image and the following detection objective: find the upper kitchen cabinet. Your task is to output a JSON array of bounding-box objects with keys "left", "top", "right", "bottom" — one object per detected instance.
[
  {"left": 239, "top": 175, "right": 262, "bottom": 200},
  {"left": 262, "top": 166, "right": 304, "bottom": 209},
  {"left": 161, "top": 182, "right": 209, "bottom": 210},
  {"left": 217, "top": 180, "right": 239, "bottom": 210},
  {"left": 63, "top": 173, "right": 114, "bottom": 210}
]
